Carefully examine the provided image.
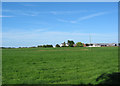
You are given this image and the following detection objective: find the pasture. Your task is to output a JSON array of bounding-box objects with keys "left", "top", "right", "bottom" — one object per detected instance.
[{"left": 2, "top": 47, "right": 118, "bottom": 84}]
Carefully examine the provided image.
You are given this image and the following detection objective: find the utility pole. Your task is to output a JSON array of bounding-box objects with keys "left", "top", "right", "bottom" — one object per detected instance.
[
  {"left": 89, "top": 33, "right": 92, "bottom": 51},
  {"left": 89, "top": 33, "right": 91, "bottom": 45}
]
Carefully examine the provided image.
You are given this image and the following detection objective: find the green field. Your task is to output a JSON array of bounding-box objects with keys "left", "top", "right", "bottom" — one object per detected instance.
[{"left": 2, "top": 47, "right": 118, "bottom": 84}]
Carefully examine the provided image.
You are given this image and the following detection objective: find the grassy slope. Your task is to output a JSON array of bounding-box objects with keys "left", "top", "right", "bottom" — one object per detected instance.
[{"left": 2, "top": 47, "right": 118, "bottom": 84}]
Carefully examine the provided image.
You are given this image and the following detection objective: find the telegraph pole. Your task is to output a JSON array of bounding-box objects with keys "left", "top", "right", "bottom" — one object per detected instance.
[{"left": 89, "top": 33, "right": 92, "bottom": 51}]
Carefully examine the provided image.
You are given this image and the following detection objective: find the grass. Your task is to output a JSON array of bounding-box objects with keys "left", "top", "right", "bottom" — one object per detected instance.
[{"left": 2, "top": 47, "right": 118, "bottom": 84}]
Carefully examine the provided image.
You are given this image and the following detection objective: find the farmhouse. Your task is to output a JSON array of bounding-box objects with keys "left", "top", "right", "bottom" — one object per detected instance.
[
  {"left": 73, "top": 44, "right": 77, "bottom": 47},
  {"left": 59, "top": 41, "right": 117, "bottom": 47},
  {"left": 60, "top": 42, "right": 69, "bottom": 47},
  {"left": 83, "top": 43, "right": 86, "bottom": 47}
]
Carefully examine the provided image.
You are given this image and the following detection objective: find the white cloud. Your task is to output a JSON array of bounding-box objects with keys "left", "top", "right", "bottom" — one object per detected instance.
[
  {"left": 3, "top": 9, "right": 88, "bottom": 16},
  {"left": 58, "top": 12, "right": 108, "bottom": 23},
  {"left": 21, "top": 4, "right": 39, "bottom": 7},
  {"left": 3, "top": 9, "right": 40, "bottom": 16},
  {"left": 57, "top": 19, "right": 69, "bottom": 23},
  {"left": 3, "top": 29, "right": 116, "bottom": 40},
  {"left": 57, "top": 19, "right": 77, "bottom": 23},
  {"left": 50, "top": 10, "right": 87, "bottom": 15},
  {"left": 78, "top": 12, "right": 108, "bottom": 21},
  {"left": 0, "top": 15, "right": 13, "bottom": 17},
  {"left": 2, "top": 29, "right": 117, "bottom": 47}
]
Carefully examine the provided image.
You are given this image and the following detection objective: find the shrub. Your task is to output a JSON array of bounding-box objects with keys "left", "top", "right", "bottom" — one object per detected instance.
[
  {"left": 56, "top": 44, "right": 60, "bottom": 47},
  {"left": 76, "top": 42, "right": 83, "bottom": 47}
]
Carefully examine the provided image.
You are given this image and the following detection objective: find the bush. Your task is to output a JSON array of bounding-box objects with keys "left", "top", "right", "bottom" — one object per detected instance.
[
  {"left": 37, "top": 45, "right": 43, "bottom": 48},
  {"left": 86, "top": 44, "right": 93, "bottom": 46},
  {"left": 42, "top": 45, "right": 53, "bottom": 48},
  {"left": 76, "top": 42, "right": 83, "bottom": 47},
  {"left": 56, "top": 44, "right": 60, "bottom": 47},
  {"left": 46, "top": 45, "right": 53, "bottom": 47},
  {"left": 42, "top": 45, "right": 46, "bottom": 48}
]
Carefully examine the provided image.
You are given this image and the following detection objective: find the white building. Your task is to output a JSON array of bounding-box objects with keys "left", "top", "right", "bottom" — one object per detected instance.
[
  {"left": 88, "top": 44, "right": 101, "bottom": 47},
  {"left": 60, "top": 43, "right": 69, "bottom": 47},
  {"left": 87, "top": 43, "right": 117, "bottom": 47}
]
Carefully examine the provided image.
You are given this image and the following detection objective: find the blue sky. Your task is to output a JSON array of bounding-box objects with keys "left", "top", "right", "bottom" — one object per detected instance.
[{"left": 2, "top": 2, "right": 118, "bottom": 47}]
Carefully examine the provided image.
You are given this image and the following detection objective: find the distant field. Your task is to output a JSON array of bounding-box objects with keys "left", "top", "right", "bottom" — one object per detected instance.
[{"left": 2, "top": 47, "right": 118, "bottom": 84}]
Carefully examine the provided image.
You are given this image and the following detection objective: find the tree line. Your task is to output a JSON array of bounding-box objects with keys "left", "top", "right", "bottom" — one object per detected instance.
[
  {"left": 1, "top": 40, "right": 95, "bottom": 49},
  {"left": 37, "top": 40, "right": 85, "bottom": 48}
]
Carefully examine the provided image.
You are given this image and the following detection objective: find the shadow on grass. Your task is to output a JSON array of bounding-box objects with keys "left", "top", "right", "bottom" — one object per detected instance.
[
  {"left": 95, "top": 72, "right": 120, "bottom": 85},
  {"left": 74, "top": 72, "right": 120, "bottom": 86},
  {"left": 2, "top": 72, "right": 120, "bottom": 86}
]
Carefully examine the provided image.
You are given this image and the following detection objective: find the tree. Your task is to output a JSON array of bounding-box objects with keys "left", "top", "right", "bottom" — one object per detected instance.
[
  {"left": 76, "top": 42, "right": 83, "bottom": 47},
  {"left": 86, "top": 43, "right": 93, "bottom": 46},
  {"left": 62, "top": 42, "right": 66, "bottom": 47},
  {"left": 37, "top": 45, "right": 42, "bottom": 47},
  {"left": 67, "top": 40, "right": 75, "bottom": 47},
  {"left": 46, "top": 45, "right": 53, "bottom": 47},
  {"left": 56, "top": 44, "right": 60, "bottom": 47},
  {"left": 86, "top": 43, "right": 89, "bottom": 46},
  {"left": 90, "top": 44, "right": 93, "bottom": 46},
  {"left": 42, "top": 45, "right": 46, "bottom": 48}
]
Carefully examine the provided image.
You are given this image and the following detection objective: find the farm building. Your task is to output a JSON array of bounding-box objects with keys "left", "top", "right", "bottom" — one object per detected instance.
[
  {"left": 98, "top": 43, "right": 117, "bottom": 47},
  {"left": 60, "top": 43, "right": 69, "bottom": 47},
  {"left": 86, "top": 43, "right": 117, "bottom": 47},
  {"left": 83, "top": 43, "right": 86, "bottom": 47},
  {"left": 73, "top": 44, "right": 77, "bottom": 47},
  {"left": 87, "top": 44, "right": 101, "bottom": 47}
]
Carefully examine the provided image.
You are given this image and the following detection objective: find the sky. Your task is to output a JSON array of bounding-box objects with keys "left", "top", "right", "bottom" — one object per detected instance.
[{"left": 2, "top": 2, "right": 118, "bottom": 47}]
